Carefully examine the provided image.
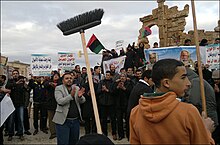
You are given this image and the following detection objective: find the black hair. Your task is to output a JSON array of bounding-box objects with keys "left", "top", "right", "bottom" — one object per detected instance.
[
  {"left": 153, "top": 42, "right": 158, "bottom": 45},
  {"left": 184, "top": 39, "right": 191, "bottom": 44},
  {"left": 120, "top": 68, "right": 125, "bottom": 71},
  {"left": 141, "top": 70, "right": 152, "bottom": 79},
  {"left": 215, "top": 38, "right": 220, "bottom": 41},
  {"left": 12, "top": 69, "right": 19, "bottom": 74},
  {"left": 0, "top": 75, "right": 7, "bottom": 81},
  {"left": 52, "top": 71, "right": 60, "bottom": 80},
  {"left": 199, "top": 39, "right": 208, "bottom": 46},
  {"left": 135, "top": 69, "right": 142, "bottom": 73},
  {"left": 94, "top": 66, "right": 100, "bottom": 71},
  {"left": 82, "top": 67, "right": 87, "bottom": 70},
  {"left": 126, "top": 67, "right": 133, "bottom": 71},
  {"left": 152, "top": 59, "right": 184, "bottom": 88},
  {"left": 62, "top": 72, "right": 72, "bottom": 80},
  {"left": 105, "top": 70, "right": 111, "bottom": 74}
]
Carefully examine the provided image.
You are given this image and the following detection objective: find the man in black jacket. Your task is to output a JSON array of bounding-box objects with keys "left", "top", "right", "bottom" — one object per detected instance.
[
  {"left": 97, "top": 71, "right": 117, "bottom": 140},
  {"left": 127, "top": 70, "right": 154, "bottom": 139},
  {"left": 6, "top": 70, "right": 27, "bottom": 141},
  {"left": 28, "top": 76, "right": 48, "bottom": 135}
]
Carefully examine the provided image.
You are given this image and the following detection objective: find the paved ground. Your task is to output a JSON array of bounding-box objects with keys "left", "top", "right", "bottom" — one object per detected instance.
[
  {"left": 4, "top": 126, "right": 129, "bottom": 144},
  {"left": 3, "top": 107, "right": 129, "bottom": 144}
]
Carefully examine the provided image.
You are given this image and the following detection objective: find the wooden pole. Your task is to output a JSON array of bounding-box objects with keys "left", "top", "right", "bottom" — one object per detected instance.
[
  {"left": 191, "top": 0, "right": 207, "bottom": 117},
  {"left": 80, "top": 30, "right": 102, "bottom": 134}
]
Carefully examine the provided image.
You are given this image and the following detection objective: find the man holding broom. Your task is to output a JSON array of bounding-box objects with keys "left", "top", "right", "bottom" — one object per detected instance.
[{"left": 129, "top": 59, "right": 215, "bottom": 144}]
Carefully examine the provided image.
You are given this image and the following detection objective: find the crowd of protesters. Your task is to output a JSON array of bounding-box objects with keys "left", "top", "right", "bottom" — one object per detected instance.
[{"left": 0, "top": 38, "right": 219, "bottom": 145}]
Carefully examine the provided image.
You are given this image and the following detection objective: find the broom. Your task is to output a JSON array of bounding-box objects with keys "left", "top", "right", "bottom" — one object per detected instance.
[
  {"left": 191, "top": 0, "right": 207, "bottom": 117},
  {"left": 57, "top": 8, "right": 104, "bottom": 134}
]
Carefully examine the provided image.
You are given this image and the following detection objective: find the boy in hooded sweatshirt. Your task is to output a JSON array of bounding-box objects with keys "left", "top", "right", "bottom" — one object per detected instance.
[{"left": 129, "top": 59, "right": 215, "bottom": 144}]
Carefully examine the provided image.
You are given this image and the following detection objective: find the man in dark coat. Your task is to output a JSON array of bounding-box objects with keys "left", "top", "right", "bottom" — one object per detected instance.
[
  {"left": 96, "top": 71, "right": 117, "bottom": 140},
  {"left": 113, "top": 73, "right": 134, "bottom": 140},
  {"left": 6, "top": 70, "right": 27, "bottom": 141},
  {"left": 127, "top": 70, "right": 154, "bottom": 139}
]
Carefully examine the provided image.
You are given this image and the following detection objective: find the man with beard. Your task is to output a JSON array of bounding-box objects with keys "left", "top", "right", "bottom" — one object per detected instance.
[
  {"left": 97, "top": 71, "right": 117, "bottom": 140},
  {"left": 53, "top": 72, "right": 85, "bottom": 145},
  {"left": 109, "top": 64, "right": 120, "bottom": 82}
]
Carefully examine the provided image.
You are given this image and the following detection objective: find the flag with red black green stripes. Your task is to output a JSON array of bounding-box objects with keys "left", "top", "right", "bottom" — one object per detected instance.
[{"left": 86, "top": 34, "right": 105, "bottom": 54}]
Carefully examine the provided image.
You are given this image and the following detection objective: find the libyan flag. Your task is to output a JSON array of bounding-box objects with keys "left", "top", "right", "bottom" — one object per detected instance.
[{"left": 86, "top": 34, "right": 105, "bottom": 54}]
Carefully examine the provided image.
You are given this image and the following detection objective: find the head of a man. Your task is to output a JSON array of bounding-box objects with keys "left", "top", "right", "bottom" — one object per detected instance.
[
  {"left": 119, "top": 73, "right": 127, "bottom": 82},
  {"left": 149, "top": 53, "right": 157, "bottom": 64},
  {"left": 184, "top": 39, "right": 191, "bottom": 46},
  {"left": 127, "top": 67, "right": 134, "bottom": 76},
  {"left": 135, "top": 69, "right": 142, "bottom": 79},
  {"left": 110, "top": 64, "right": 116, "bottom": 74},
  {"left": 75, "top": 65, "right": 81, "bottom": 72},
  {"left": 152, "top": 59, "right": 191, "bottom": 97},
  {"left": 180, "top": 50, "right": 190, "bottom": 62},
  {"left": 153, "top": 42, "right": 158, "bottom": 48},
  {"left": 81, "top": 67, "right": 87, "bottom": 74},
  {"left": 12, "top": 70, "right": 19, "bottom": 79},
  {"left": 141, "top": 70, "right": 154, "bottom": 87},
  {"left": 214, "top": 38, "right": 220, "bottom": 44},
  {"left": 62, "top": 73, "right": 73, "bottom": 87},
  {"left": 105, "top": 71, "right": 111, "bottom": 80},
  {"left": 0, "top": 75, "right": 7, "bottom": 86},
  {"left": 94, "top": 66, "right": 101, "bottom": 75}
]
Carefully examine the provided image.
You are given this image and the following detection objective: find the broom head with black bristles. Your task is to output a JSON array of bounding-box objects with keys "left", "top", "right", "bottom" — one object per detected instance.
[{"left": 57, "top": 8, "right": 104, "bottom": 36}]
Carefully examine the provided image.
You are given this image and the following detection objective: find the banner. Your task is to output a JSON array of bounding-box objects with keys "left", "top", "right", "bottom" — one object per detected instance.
[
  {"left": 31, "top": 54, "right": 52, "bottom": 76},
  {"left": 58, "top": 52, "right": 75, "bottom": 71},
  {"left": 103, "top": 56, "right": 126, "bottom": 75},
  {"left": 144, "top": 46, "right": 206, "bottom": 68},
  {"left": 205, "top": 44, "right": 220, "bottom": 70}
]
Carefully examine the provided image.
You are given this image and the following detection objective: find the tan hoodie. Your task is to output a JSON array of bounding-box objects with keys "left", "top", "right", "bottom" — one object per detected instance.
[{"left": 130, "top": 92, "right": 214, "bottom": 144}]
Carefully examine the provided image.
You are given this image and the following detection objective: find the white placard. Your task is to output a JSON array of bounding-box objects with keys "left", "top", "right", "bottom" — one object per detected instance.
[
  {"left": 31, "top": 54, "right": 52, "bottom": 76},
  {"left": 0, "top": 94, "right": 15, "bottom": 127}
]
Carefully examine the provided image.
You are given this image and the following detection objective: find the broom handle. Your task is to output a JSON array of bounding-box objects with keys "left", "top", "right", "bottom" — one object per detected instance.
[
  {"left": 191, "top": 0, "right": 207, "bottom": 117},
  {"left": 80, "top": 31, "right": 102, "bottom": 134}
]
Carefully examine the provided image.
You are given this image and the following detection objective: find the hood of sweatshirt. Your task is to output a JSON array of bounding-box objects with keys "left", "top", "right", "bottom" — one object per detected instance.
[{"left": 139, "top": 92, "right": 180, "bottom": 123}]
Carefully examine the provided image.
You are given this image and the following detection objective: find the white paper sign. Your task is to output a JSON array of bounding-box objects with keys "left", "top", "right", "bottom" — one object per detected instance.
[
  {"left": 31, "top": 54, "right": 52, "bottom": 76},
  {"left": 115, "top": 40, "right": 124, "bottom": 50},
  {"left": 103, "top": 56, "right": 126, "bottom": 75},
  {"left": 58, "top": 52, "right": 75, "bottom": 71},
  {"left": 0, "top": 94, "right": 15, "bottom": 127}
]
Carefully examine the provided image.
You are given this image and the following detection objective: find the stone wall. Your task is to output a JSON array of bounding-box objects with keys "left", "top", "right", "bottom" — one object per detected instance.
[{"left": 138, "top": 1, "right": 220, "bottom": 48}]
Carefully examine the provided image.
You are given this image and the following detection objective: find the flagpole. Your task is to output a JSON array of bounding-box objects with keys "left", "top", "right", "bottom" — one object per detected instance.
[{"left": 191, "top": 0, "right": 207, "bottom": 117}]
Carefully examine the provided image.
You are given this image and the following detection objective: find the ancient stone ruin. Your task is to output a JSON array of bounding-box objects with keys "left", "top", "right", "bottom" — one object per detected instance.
[{"left": 138, "top": 0, "right": 220, "bottom": 48}]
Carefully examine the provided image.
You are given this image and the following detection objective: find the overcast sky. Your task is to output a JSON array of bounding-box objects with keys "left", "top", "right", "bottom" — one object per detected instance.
[{"left": 1, "top": 1, "right": 219, "bottom": 69}]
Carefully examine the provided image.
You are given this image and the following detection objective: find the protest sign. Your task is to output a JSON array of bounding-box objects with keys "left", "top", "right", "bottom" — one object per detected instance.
[
  {"left": 103, "top": 56, "right": 126, "bottom": 75},
  {"left": 205, "top": 44, "right": 220, "bottom": 70},
  {"left": 31, "top": 54, "right": 52, "bottom": 76},
  {"left": 144, "top": 46, "right": 206, "bottom": 68},
  {"left": 115, "top": 40, "right": 124, "bottom": 50},
  {"left": 58, "top": 52, "right": 75, "bottom": 71}
]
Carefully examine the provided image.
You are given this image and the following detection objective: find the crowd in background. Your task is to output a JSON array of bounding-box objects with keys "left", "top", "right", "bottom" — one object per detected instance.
[{"left": 0, "top": 37, "right": 219, "bottom": 145}]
